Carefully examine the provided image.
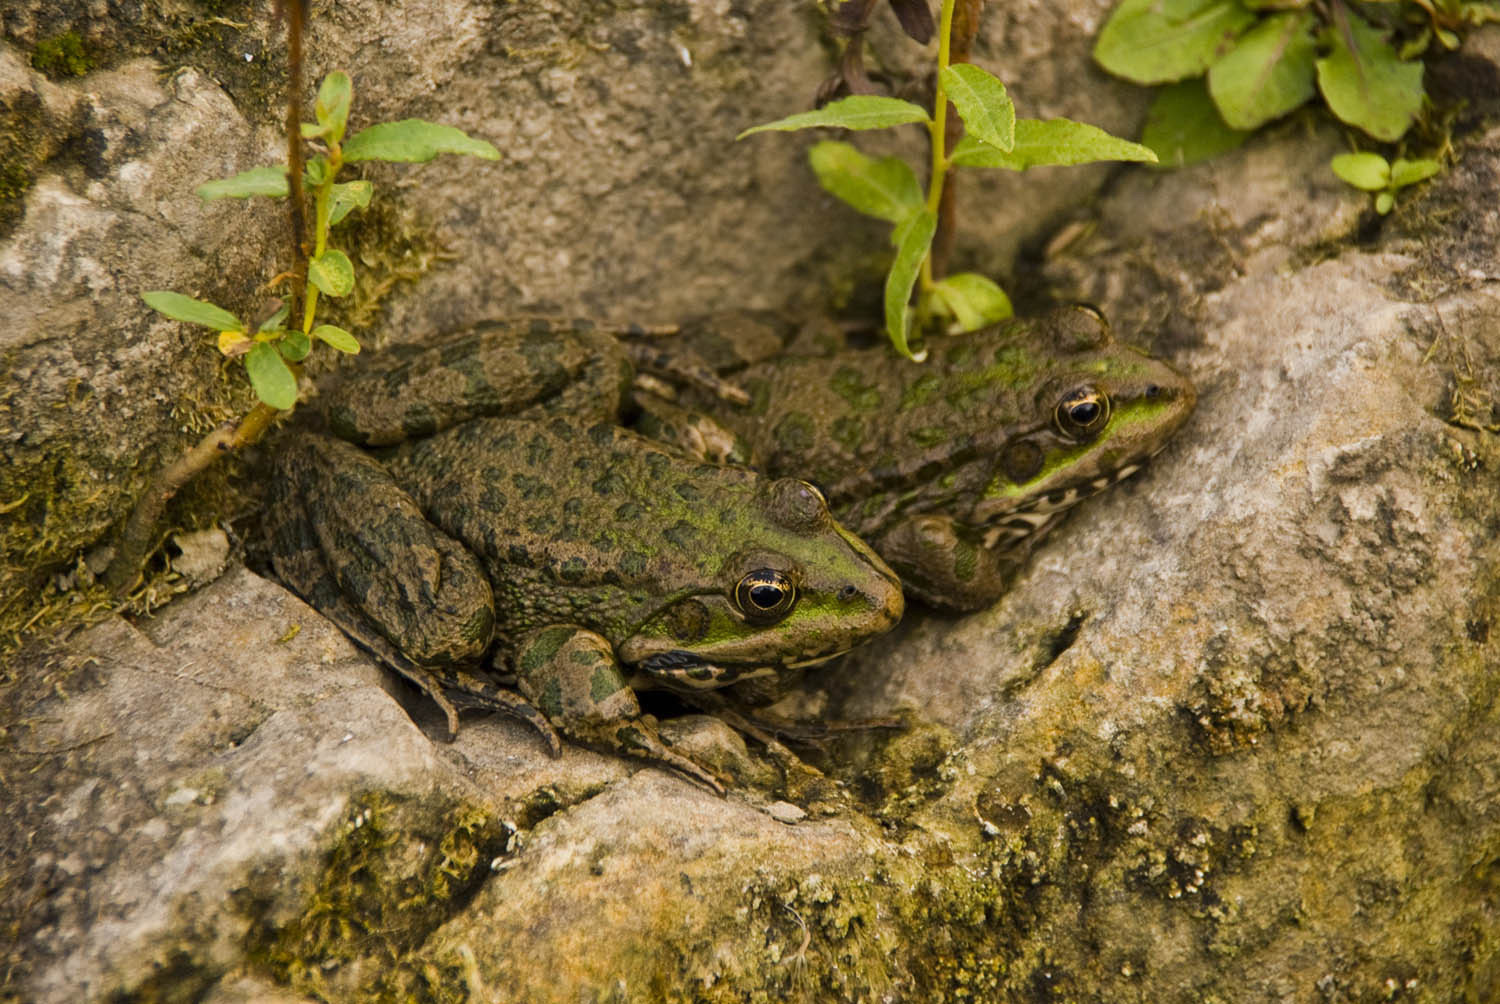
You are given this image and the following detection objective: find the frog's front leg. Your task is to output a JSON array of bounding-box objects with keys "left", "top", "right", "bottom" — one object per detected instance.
[
  {"left": 512, "top": 625, "right": 726, "bottom": 795},
  {"left": 871, "top": 514, "right": 1030, "bottom": 612}
]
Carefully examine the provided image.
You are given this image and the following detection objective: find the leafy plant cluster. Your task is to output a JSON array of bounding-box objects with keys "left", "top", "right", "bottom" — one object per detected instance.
[
  {"left": 1095, "top": 0, "right": 1499, "bottom": 164},
  {"left": 144, "top": 72, "right": 498, "bottom": 410},
  {"left": 1330, "top": 150, "right": 1440, "bottom": 213},
  {"left": 742, "top": 0, "right": 1155, "bottom": 359}
]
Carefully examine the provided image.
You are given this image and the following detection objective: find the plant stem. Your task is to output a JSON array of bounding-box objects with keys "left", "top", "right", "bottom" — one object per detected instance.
[
  {"left": 100, "top": 399, "right": 290, "bottom": 594},
  {"left": 103, "top": 4, "right": 309, "bottom": 595},
  {"left": 919, "top": 0, "right": 959, "bottom": 295},
  {"left": 285, "top": 0, "right": 308, "bottom": 324},
  {"left": 301, "top": 154, "right": 339, "bottom": 334},
  {"left": 930, "top": 0, "right": 983, "bottom": 280}
]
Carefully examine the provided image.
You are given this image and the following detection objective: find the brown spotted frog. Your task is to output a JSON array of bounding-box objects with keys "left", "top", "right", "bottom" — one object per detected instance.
[
  {"left": 645, "top": 307, "right": 1197, "bottom": 610},
  {"left": 267, "top": 321, "right": 903, "bottom": 792}
]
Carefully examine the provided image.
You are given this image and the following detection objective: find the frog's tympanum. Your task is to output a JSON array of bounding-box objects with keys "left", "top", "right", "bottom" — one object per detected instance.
[
  {"left": 267, "top": 322, "right": 904, "bottom": 793},
  {"left": 657, "top": 307, "right": 1197, "bottom": 610}
]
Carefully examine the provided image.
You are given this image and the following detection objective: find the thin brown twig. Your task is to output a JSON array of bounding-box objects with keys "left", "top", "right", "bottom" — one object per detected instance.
[
  {"left": 285, "top": 0, "right": 309, "bottom": 322},
  {"left": 930, "top": 0, "right": 984, "bottom": 280}
]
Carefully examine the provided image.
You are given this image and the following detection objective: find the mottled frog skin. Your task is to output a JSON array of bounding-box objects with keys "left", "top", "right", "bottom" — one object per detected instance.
[
  {"left": 655, "top": 307, "right": 1197, "bottom": 610},
  {"left": 268, "top": 321, "right": 904, "bottom": 792}
]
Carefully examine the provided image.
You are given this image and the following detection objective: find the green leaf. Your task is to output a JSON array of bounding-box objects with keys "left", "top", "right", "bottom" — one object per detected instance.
[
  {"left": 930, "top": 272, "right": 1013, "bottom": 332},
  {"left": 1330, "top": 152, "right": 1390, "bottom": 191},
  {"left": 737, "top": 95, "right": 930, "bottom": 138},
  {"left": 950, "top": 119, "right": 1157, "bottom": 170},
  {"left": 328, "top": 180, "right": 374, "bottom": 226},
  {"left": 312, "top": 324, "right": 361, "bottom": 354},
  {"left": 1375, "top": 191, "right": 1394, "bottom": 214},
  {"left": 308, "top": 249, "right": 356, "bottom": 297},
  {"left": 939, "top": 64, "right": 1015, "bottom": 152},
  {"left": 195, "top": 166, "right": 288, "bottom": 201},
  {"left": 1140, "top": 79, "right": 1252, "bottom": 167},
  {"left": 304, "top": 157, "right": 330, "bottom": 188},
  {"left": 245, "top": 342, "right": 299, "bottom": 410},
  {"left": 1206, "top": 11, "right": 1317, "bottom": 129},
  {"left": 884, "top": 209, "right": 937, "bottom": 361},
  {"left": 316, "top": 71, "right": 353, "bottom": 145},
  {"left": 257, "top": 302, "right": 291, "bottom": 332},
  {"left": 808, "top": 141, "right": 925, "bottom": 223},
  {"left": 343, "top": 119, "right": 500, "bottom": 162},
  {"left": 1389, "top": 157, "right": 1441, "bottom": 189},
  {"left": 278, "top": 330, "right": 312, "bottom": 362},
  {"left": 1094, "top": 0, "right": 1257, "bottom": 84},
  {"left": 142, "top": 291, "right": 243, "bottom": 331},
  {"left": 1315, "top": 10, "right": 1424, "bottom": 141}
]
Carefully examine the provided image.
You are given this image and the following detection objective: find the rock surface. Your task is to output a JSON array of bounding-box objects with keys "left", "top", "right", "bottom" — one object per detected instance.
[{"left": 4, "top": 3, "right": 1500, "bottom": 1003}]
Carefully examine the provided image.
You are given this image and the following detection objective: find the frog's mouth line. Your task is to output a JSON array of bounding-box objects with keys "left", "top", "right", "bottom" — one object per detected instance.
[
  {"left": 634, "top": 646, "right": 852, "bottom": 687},
  {"left": 980, "top": 461, "right": 1143, "bottom": 549},
  {"left": 634, "top": 650, "right": 781, "bottom": 688}
]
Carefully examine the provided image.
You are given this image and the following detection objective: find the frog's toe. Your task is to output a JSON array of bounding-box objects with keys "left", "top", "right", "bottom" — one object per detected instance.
[
  {"left": 441, "top": 675, "right": 564, "bottom": 757},
  {"left": 513, "top": 625, "right": 727, "bottom": 793},
  {"left": 606, "top": 720, "right": 726, "bottom": 795}
]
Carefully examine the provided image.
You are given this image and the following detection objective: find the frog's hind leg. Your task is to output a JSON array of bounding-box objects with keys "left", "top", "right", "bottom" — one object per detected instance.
[
  {"left": 269, "top": 433, "right": 557, "bottom": 749},
  {"left": 512, "top": 625, "right": 726, "bottom": 795}
]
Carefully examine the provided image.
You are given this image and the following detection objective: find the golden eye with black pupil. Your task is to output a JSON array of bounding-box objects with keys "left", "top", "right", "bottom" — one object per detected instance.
[
  {"left": 735, "top": 569, "right": 797, "bottom": 623},
  {"left": 1054, "top": 386, "right": 1110, "bottom": 440}
]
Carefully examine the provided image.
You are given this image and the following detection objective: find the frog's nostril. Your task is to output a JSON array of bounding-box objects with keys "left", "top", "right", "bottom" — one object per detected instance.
[{"left": 838, "top": 584, "right": 858, "bottom": 602}]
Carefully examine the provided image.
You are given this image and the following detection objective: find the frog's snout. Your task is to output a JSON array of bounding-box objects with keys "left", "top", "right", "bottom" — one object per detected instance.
[{"left": 849, "top": 565, "right": 905, "bottom": 630}]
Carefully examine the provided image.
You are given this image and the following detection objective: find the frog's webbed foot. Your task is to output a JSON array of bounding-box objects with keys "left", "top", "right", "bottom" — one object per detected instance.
[
  {"left": 620, "top": 311, "right": 793, "bottom": 405},
  {"left": 432, "top": 667, "right": 563, "bottom": 755},
  {"left": 631, "top": 394, "right": 753, "bottom": 466},
  {"left": 624, "top": 340, "right": 749, "bottom": 406},
  {"left": 513, "top": 626, "right": 726, "bottom": 795}
]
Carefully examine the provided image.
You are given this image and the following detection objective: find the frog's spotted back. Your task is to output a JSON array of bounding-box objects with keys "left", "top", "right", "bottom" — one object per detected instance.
[{"left": 674, "top": 306, "right": 1196, "bottom": 609}]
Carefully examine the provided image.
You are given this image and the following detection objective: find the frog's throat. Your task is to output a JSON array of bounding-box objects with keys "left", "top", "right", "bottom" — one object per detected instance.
[{"left": 978, "top": 460, "right": 1144, "bottom": 550}]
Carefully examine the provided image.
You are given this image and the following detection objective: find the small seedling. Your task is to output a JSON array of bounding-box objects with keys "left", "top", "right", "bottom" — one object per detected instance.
[
  {"left": 105, "top": 52, "right": 497, "bottom": 594},
  {"left": 144, "top": 71, "right": 497, "bottom": 410},
  {"left": 1330, "top": 151, "right": 1441, "bottom": 214},
  {"left": 742, "top": 0, "right": 1155, "bottom": 359}
]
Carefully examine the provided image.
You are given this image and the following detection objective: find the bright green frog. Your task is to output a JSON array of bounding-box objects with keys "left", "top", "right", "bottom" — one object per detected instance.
[
  {"left": 267, "top": 322, "right": 904, "bottom": 792},
  {"left": 652, "top": 307, "right": 1197, "bottom": 610}
]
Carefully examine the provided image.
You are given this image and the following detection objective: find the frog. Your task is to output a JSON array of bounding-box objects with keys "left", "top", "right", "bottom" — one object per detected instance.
[
  {"left": 266, "top": 320, "right": 905, "bottom": 793},
  {"left": 641, "top": 306, "right": 1197, "bottom": 611}
]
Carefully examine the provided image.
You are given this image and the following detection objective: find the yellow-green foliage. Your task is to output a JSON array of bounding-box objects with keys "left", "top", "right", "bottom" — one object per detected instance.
[
  {"left": 31, "top": 32, "right": 92, "bottom": 78},
  {"left": 249, "top": 792, "right": 511, "bottom": 1003}
]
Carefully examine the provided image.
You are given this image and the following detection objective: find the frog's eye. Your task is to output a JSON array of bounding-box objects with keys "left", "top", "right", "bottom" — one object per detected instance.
[
  {"left": 735, "top": 569, "right": 798, "bottom": 624},
  {"left": 1054, "top": 386, "right": 1111, "bottom": 440}
]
